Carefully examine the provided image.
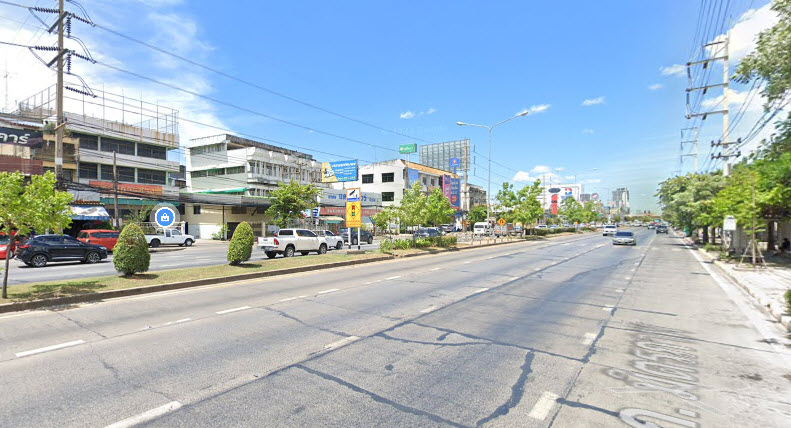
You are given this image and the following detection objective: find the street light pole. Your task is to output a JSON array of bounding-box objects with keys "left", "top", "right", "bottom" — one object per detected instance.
[{"left": 457, "top": 110, "right": 529, "bottom": 239}]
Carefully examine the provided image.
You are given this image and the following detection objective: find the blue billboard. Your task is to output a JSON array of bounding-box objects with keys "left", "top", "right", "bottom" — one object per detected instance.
[
  {"left": 407, "top": 168, "right": 420, "bottom": 184},
  {"left": 450, "top": 177, "right": 461, "bottom": 210},
  {"left": 321, "top": 160, "right": 358, "bottom": 183}
]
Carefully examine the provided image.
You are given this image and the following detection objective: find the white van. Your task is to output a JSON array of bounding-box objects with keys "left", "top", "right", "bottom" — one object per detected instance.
[{"left": 473, "top": 222, "right": 491, "bottom": 236}]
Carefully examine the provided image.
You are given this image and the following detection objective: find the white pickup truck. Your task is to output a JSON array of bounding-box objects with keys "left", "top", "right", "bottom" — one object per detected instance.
[
  {"left": 145, "top": 228, "right": 195, "bottom": 248},
  {"left": 257, "top": 228, "right": 328, "bottom": 258}
]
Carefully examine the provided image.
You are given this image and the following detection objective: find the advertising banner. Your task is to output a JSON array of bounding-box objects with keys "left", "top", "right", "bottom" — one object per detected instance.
[
  {"left": 442, "top": 174, "right": 451, "bottom": 200},
  {"left": 321, "top": 160, "right": 358, "bottom": 183},
  {"left": 450, "top": 177, "right": 461, "bottom": 210},
  {"left": 0, "top": 127, "right": 44, "bottom": 148},
  {"left": 407, "top": 168, "right": 419, "bottom": 185}
]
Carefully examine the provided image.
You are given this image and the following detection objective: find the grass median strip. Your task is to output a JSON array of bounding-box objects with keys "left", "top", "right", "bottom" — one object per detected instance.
[{"left": 6, "top": 253, "right": 383, "bottom": 302}]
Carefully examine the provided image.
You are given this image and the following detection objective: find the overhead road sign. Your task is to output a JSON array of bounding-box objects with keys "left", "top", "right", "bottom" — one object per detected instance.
[{"left": 399, "top": 144, "right": 417, "bottom": 154}]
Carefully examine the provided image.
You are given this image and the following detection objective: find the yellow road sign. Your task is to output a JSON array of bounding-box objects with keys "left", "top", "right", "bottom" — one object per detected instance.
[
  {"left": 497, "top": 218, "right": 506, "bottom": 226},
  {"left": 346, "top": 201, "right": 362, "bottom": 228}
]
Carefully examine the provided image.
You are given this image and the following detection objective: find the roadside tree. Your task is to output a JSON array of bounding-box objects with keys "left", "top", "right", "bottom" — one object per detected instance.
[
  {"left": 398, "top": 182, "right": 428, "bottom": 229},
  {"left": 266, "top": 181, "right": 321, "bottom": 228},
  {"left": 113, "top": 223, "right": 151, "bottom": 276},
  {"left": 0, "top": 171, "right": 73, "bottom": 298},
  {"left": 227, "top": 221, "right": 254, "bottom": 265},
  {"left": 425, "top": 188, "right": 456, "bottom": 226},
  {"left": 467, "top": 205, "right": 488, "bottom": 224},
  {"left": 371, "top": 206, "right": 398, "bottom": 236}
]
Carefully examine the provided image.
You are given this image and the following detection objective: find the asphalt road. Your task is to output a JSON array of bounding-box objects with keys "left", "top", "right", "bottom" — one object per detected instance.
[
  {"left": 3, "top": 239, "right": 381, "bottom": 286},
  {"left": 1, "top": 229, "right": 790, "bottom": 427}
]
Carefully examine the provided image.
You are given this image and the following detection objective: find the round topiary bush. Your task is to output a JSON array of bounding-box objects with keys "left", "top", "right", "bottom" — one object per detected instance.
[
  {"left": 227, "top": 221, "right": 254, "bottom": 265},
  {"left": 113, "top": 223, "right": 151, "bottom": 276}
]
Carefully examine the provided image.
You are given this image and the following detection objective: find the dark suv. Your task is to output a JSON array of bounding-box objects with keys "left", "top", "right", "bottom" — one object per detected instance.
[
  {"left": 15, "top": 234, "right": 108, "bottom": 267},
  {"left": 656, "top": 225, "right": 669, "bottom": 234},
  {"left": 339, "top": 228, "right": 374, "bottom": 245}
]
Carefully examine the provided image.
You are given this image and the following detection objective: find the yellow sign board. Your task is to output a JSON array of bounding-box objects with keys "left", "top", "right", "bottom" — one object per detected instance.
[
  {"left": 346, "top": 201, "right": 362, "bottom": 228},
  {"left": 497, "top": 218, "right": 506, "bottom": 226}
]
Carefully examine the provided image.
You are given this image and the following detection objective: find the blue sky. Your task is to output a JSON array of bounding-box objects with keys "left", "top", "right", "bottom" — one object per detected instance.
[{"left": 0, "top": 0, "right": 777, "bottom": 212}]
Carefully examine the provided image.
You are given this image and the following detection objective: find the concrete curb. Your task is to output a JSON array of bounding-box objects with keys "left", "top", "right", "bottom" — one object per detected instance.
[
  {"left": 0, "top": 255, "right": 394, "bottom": 314},
  {"left": 694, "top": 245, "right": 791, "bottom": 333},
  {"left": 385, "top": 231, "right": 592, "bottom": 258}
]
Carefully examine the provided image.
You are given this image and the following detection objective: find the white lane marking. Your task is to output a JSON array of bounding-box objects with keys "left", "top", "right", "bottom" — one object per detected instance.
[
  {"left": 317, "top": 288, "right": 340, "bottom": 295},
  {"left": 678, "top": 409, "right": 698, "bottom": 417},
  {"left": 533, "top": 268, "right": 541, "bottom": 271},
  {"left": 15, "top": 340, "right": 86, "bottom": 358},
  {"left": 615, "top": 289, "right": 624, "bottom": 293},
  {"left": 562, "top": 243, "right": 571, "bottom": 246},
  {"left": 580, "top": 332, "right": 597, "bottom": 345},
  {"left": 485, "top": 256, "right": 495, "bottom": 260},
  {"left": 105, "top": 401, "right": 183, "bottom": 428},
  {"left": 528, "top": 391, "right": 560, "bottom": 420},
  {"left": 630, "top": 268, "right": 636, "bottom": 272},
  {"left": 420, "top": 306, "right": 437, "bottom": 314},
  {"left": 215, "top": 306, "right": 251, "bottom": 315},
  {"left": 602, "top": 306, "right": 613, "bottom": 313},
  {"left": 472, "top": 287, "right": 489, "bottom": 294},
  {"left": 463, "top": 261, "right": 472, "bottom": 264},
  {"left": 323, "top": 336, "right": 359, "bottom": 350},
  {"left": 175, "top": 318, "right": 191, "bottom": 323},
  {"left": 430, "top": 267, "right": 442, "bottom": 271},
  {"left": 634, "top": 262, "right": 640, "bottom": 266},
  {"left": 279, "top": 296, "right": 301, "bottom": 302},
  {"left": 385, "top": 276, "right": 402, "bottom": 280}
]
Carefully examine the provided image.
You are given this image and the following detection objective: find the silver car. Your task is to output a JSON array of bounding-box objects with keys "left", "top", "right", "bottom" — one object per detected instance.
[{"left": 612, "top": 231, "right": 636, "bottom": 246}]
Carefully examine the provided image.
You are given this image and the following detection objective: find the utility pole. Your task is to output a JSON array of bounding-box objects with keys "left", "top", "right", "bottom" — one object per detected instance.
[
  {"left": 113, "top": 151, "right": 120, "bottom": 229},
  {"left": 54, "top": 0, "right": 65, "bottom": 188},
  {"left": 686, "top": 34, "right": 730, "bottom": 175},
  {"left": 680, "top": 127, "right": 699, "bottom": 173}
]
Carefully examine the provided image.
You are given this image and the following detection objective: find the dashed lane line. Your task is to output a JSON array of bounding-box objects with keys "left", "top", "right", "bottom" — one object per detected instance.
[
  {"left": 317, "top": 288, "right": 340, "bottom": 295},
  {"left": 104, "top": 401, "right": 182, "bottom": 428},
  {"left": 528, "top": 391, "right": 560, "bottom": 420},
  {"left": 215, "top": 306, "right": 251, "bottom": 315},
  {"left": 580, "top": 332, "right": 597, "bottom": 345},
  {"left": 323, "top": 336, "right": 360, "bottom": 350},
  {"left": 15, "top": 340, "right": 86, "bottom": 358}
]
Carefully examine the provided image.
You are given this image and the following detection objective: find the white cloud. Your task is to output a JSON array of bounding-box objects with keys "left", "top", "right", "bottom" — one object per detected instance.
[
  {"left": 400, "top": 108, "right": 436, "bottom": 119},
  {"left": 425, "top": 107, "right": 436, "bottom": 115},
  {"left": 530, "top": 165, "right": 551, "bottom": 174},
  {"left": 582, "top": 128, "right": 595, "bottom": 134},
  {"left": 648, "top": 83, "right": 663, "bottom": 91},
  {"left": 528, "top": 104, "right": 550, "bottom": 114},
  {"left": 581, "top": 96, "right": 605, "bottom": 107},
  {"left": 512, "top": 171, "right": 534, "bottom": 182},
  {"left": 660, "top": 64, "right": 686, "bottom": 77},
  {"left": 700, "top": 88, "right": 753, "bottom": 110},
  {"left": 707, "top": 4, "right": 779, "bottom": 62},
  {"left": 400, "top": 110, "right": 415, "bottom": 119}
]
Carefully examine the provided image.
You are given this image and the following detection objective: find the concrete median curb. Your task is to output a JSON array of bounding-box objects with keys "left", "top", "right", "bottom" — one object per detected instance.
[
  {"left": 693, "top": 244, "right": 791, "bottom": 333},
  {"left": 0, "top": 255, "right": 394, "bottom": 314}
]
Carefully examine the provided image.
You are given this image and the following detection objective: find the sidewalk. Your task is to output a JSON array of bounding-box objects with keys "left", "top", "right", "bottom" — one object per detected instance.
[{"left": 688, "top": 237, "right": 791, "bottom": 332}]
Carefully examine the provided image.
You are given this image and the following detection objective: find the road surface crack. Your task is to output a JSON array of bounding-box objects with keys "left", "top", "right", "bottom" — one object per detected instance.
[
  {"left": 295, "top": 364, "right": 468, "bottom": 428},
  {"left": 86, "top": 344, "right": 175, "bottom": 402},
  {"left": 374, "top": 332, "right": 491, "bottom": 348},
  {"left": 264, "top": 307, "right": 350, "bottom": 338},
  {"left": 51, "top": 310, "right": 108, "bottom": 339},
  {"left": 475, "top": 352, "right": 535, "bottom": 426}
]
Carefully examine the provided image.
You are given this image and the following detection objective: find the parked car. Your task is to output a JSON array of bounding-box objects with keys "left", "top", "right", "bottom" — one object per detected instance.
[
  {"left": 535, "top": 224, "right": 548, "bottom": 229},
  {"left": 257, "top": 228, "right": 327, "bottom": 258},
  {"left": 512, "top": 224, "right": 523, "bottom": 235},
  {"left": 414, "top": 228, "right": 442, "bottom": 238},
  {"left": 15, "top": 234, "right": 108, "bottom": 267},
  {"left": 602, "top": 224, "right": 618, "bottom": 236},
  {"left": 315, "top": 230, "right": 344, "bottom": 250},
  {"left": 77, "top": 229, "right": 120, "bottom": 251},
  {"left": 473, "top": 222, "right": 491, "bottom": 235},
  {"left": 647, "top": 223, "right": 656, "bottom": 230},
  {"left": 0, "top": 234, "right": 16, "bottom": 259},
  {"left": 656, "top": 225, "right": 669, "bottom": 234},
  {"left": 612, "top": 231, "right": 636, "bottom": 246},
  {"left": 439, "top": 224, "right": 454, "bottom": 233},
  {"left": 145, "top": 228, "right": 195, "bottom": 248},
  {"left": 339, "top": 228, "right": 374, "bottom": 245}
]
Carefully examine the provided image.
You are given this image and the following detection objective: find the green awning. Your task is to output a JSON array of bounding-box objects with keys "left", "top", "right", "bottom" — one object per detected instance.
[{"left": 195, "top": 187, "right": 248, "bottom": 194}]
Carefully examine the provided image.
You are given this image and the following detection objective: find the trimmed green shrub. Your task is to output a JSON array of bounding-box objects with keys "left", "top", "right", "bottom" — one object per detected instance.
[
  {"left": 113, "top": 223, "right": 151, "bottom": 276},
  {"left": 227, "top": 221, "right": 254, "bottom": 265},
  {"left": 378, "top": 239, "right": 394, "bottom": 253},
  {"left": 785, "top": 289, "right": 791, "bottom": 315}
]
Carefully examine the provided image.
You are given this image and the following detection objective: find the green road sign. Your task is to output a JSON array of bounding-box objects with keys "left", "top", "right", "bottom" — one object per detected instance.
[{"left": 399, "top": 143, "right": 417, "bottom": 154}]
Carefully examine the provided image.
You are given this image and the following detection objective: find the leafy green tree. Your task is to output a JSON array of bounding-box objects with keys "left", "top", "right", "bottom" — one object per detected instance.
[
  {"left": 113, "top": 223, "right": 151, "bottom": 276},
  {"left": 371, "top": 206, "right": 398, "bottom": 235},
  {"left": 656, "top": 173, "right": 725, "bottom": 238},
  {"left": 558, "top": 196, "right": 584, "bottom": 224},
  {"left": 425, "top": 188, "right": 456, "bottom": 226},
  {"left": 227, "top": 221, "right": 254, "bottom": 265},
  {"left": 266, "top": 181, "right": 321, "bottom": 228},
  {"left": 511, "top": 181, "right": 544, "bottom": 233},
  {"left": 0, "top": 172, "right": 73, "bottom": 298},
  {"left": 495, "top": 183, "right": 519, "bottom": 222},
  {"left": 398, "top": 182, "right": 428, "bottom": 228},
  {"left": 467, "top": 205, "right": 488, "bottom": 224}
]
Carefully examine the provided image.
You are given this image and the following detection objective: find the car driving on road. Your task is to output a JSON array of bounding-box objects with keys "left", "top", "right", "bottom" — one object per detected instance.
[
  {"left": 602, "top": 224, "right": 618, "bottom": 236},
  {"left": 656, "top": 225, "right": 669, "bottom": 234},
  {"left": 15, "top": 234, "right": 108, "bottom": 267},
  {"left": 612, "top": 231, "right": 636, "bottom": 246}
]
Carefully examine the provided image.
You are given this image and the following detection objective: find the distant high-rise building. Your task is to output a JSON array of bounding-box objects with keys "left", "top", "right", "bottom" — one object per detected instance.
[
  {"left": 579, "top": 193, "right": 591, "bottom": 202},
  {"left": 612, "top": 187, "right": 630, "bottom": 214}
]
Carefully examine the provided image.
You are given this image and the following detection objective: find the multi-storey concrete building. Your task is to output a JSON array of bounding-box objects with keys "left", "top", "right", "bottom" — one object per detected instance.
[{"left": 612, "top": 187, "right": 630, "bottom": 215}]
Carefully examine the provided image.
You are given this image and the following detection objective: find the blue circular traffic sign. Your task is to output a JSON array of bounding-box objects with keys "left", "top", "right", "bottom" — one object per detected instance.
[{"left": 155, "top": 207, "right": 176, "bottom": 228}]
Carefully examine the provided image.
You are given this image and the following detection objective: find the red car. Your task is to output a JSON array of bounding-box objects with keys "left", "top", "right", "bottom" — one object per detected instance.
[
  {"left": 77, "top": 229, "right": 120, "bottom": 251},
  {"left": 0, "top": 233, "right": 17, "bottom": 259}
]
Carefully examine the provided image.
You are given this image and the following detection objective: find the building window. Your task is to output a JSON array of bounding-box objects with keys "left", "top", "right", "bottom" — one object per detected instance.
[
  {"left": 231, "top": 206, "right": 246, "bottom": 215},
  {"left": 138, "top": 169, "right": 166, "bottom": 185},
  {"left": 117, "top": 166, "right": 135, "bottom": 183},
  {"left": 382, "top": 172, "right": 394, "bottom": 183},
  {"left": 207, "top": 168, "right": 223, "bottom": 176},
  {"left": 423, "top": 177, "right": 427, "bottom": 185},
  {"left": 266, "top": 164, "right": 273, "bottom": 176},
  {"left": 382, "top": 192, "right": 395, "bottom": 202},
  {"left": 225, "top": 166, "right": 245, "bottom": 175},
  {"left": 79, "top": 163, "right": 98, "bottom": 179},
  {"left": 100, "top": 164, "right": 115, "bottom": 181},
  {"left": 190, "top": 143, "right": 224, "bottom": 155},
  {"left": 362, "top": 174, "right": 374, "bottom": 184},
  {"left": 430, "top": 178, "right": 435, "bottom": 187},
  {"left": 193, "top": 205, "right": 201, "bottom": 214},
  {"left": 100, "top": 138, "right": 136, "bottom": 155},
  {"left": 78, "top": 135, "right": 98, "bottom": 150},
  {"left": 137, "top": 143, "right": 167, "bottom": 160},
  {"left": 191, "top": 170, "right": 207, "bottom": 178}
]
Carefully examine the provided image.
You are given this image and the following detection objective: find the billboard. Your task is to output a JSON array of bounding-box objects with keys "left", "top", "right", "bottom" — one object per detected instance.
[
  {"left": 399, "top": 143, "right": 417, "bottom": 154},
  {"left": 321, "top": 160, "right": 358, "bottom": 183},
  {"left": 442, "top": 174, "right": 451, "bottom": 199},
  {"left": 0, "top": 127, "right": 44, "bottom": 148},
  {"left": 450, "top": 177, "right": 461, "bottom": 210},
  {"left": 407, "top": 168, "right": 420, "bottom": 184}
]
